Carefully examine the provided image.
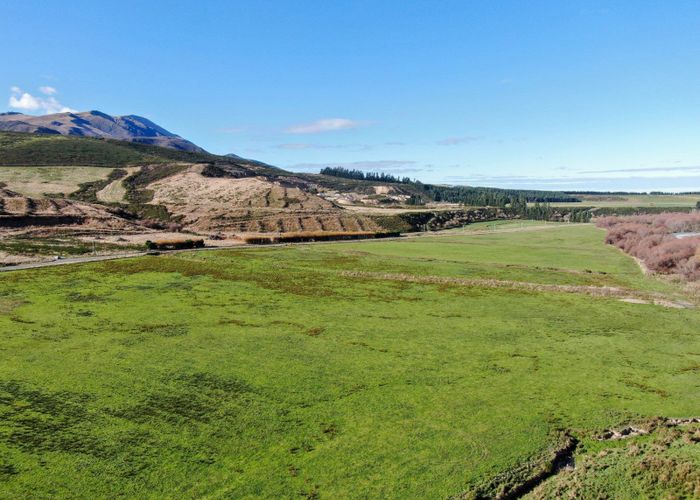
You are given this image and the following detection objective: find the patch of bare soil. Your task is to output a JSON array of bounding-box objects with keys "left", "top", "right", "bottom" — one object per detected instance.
[
  {"left": 340, "top": 271, "right": 694, "bottom": 308},
  {"left": 618, "top": 297, "right": 690, "bottom": 309},
  {"left": 619, "top": 298, "right": 648, "bottom": 305},
  {"left": 597, "top": 417, "right": 700, "bottom": 441},
  {"left": 0, "top": 190, "right": 142, "bottom": 231},
  {"left": 80, "top": 232, "right": 244, "bottom": 248},
  {"left": 79, "top": 232, "right": 183, "bottom": 245},
  {"left": 0, "top": 251, "right": 41, "bottom": 266}
]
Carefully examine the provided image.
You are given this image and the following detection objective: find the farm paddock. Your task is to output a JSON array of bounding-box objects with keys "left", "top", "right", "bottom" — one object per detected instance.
[{"left": 0, "top": 223, "right": 698, "bottom": 498}]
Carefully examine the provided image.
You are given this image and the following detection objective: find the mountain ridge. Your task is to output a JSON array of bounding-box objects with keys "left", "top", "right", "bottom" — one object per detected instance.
[{"left": 0, "top": 110, "right": 204, "bottom": 152}]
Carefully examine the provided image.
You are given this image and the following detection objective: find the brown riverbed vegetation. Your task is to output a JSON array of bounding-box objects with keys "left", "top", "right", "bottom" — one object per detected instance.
[{"left": 597, "top": 213, "right": 700, "bottom": 280}]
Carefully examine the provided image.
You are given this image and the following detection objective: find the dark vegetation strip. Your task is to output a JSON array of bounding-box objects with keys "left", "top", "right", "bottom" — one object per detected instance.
[
  {"left": 318, "top": 166, "right": 580, "bottom": 205},
  {"left": 243, "top": 231, "right": 400, "bottom": 244},
  {"left": 593, "top": 206, "right": 697, "bottom": 216},
  {"left": 0, "top": 215, "right": 86, "bottom": 228},
  {"left": 145, "top": 239, "right": 205, "bottom": 250},
  {"left": 567, "top": 190, "right": 700, "bottom": 195},
  {"left": 0, "top": 131, "right": 219, "bottom": 167}
]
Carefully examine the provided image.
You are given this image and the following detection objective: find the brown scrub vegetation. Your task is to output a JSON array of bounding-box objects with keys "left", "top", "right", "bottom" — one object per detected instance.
[{"left": 597, "top": 213, "right": 700, "bottom": 280}]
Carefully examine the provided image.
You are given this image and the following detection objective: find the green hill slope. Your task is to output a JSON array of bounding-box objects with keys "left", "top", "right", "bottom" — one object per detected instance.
[{"left": 0, "top": 132, "right": 221, "bottom": 167}]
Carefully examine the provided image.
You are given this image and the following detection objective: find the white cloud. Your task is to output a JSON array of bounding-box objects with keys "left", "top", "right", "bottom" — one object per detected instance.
[
  {"left": 8, "top": 91, "right": 41, "bottom": 111},
  {"left": 285, "top": 118, "right": 365, "bottom": 134},
  {"left": 8, "top": 86, "right": 75, "bottom": 114}
]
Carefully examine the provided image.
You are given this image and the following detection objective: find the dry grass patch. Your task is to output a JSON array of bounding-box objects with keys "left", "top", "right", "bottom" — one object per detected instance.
[
  {"left": 0, "top": 166, "right": 115, "bottom": 198},
  {"left": 340, "top": 270, "right": 694, "bottom": 308}
]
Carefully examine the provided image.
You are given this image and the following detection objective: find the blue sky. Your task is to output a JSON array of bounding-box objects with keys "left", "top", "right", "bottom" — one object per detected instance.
[{"left": 3, "top": 0, "right": 700, "bottom": 191}]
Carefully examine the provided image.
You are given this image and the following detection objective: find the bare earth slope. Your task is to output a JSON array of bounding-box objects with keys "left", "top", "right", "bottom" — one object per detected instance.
[
  {"left": 147, "top": 165, "right": 380, "bottom": 234},
  {"left": 0, "top": 187, "right": 144, "bottom": 233}
]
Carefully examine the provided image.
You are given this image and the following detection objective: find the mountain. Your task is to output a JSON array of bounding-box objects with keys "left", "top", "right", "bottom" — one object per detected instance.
[{"left": 0, "top": 110, "right": 204, "bottom": 152}]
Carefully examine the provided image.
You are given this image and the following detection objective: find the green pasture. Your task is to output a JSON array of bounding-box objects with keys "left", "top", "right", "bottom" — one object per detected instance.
[
  {"left": 550, "top": 193, "right": 700, "bottom": 208},
  {"left": 0, "top": 224, "right": 698, "bottom": 498}
]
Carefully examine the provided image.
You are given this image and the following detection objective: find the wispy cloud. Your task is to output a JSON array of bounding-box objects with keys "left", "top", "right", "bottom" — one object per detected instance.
[
  {"left": 285, "top": 118, "right": 366, "bottom": 134},
  {"left": 8, "top": 86, "right": 75, "bottom": 114},
  {"left": 289, "top": 160, "right": 422, "bottom": 174},
  {"left": 441, "top": 173, "right": 700, "bottom": 192},
  {"left": 579, "top": 165, "right": 700, "bottom": 174},
  {"left": 436, "top": 135, "right": 479, "bottom": 146},
  {"left": 274, "top": 142, "right": 379, "bottom": 151},
  {"left": 276, "top": 143, "right": 321, "bottom": 150}
]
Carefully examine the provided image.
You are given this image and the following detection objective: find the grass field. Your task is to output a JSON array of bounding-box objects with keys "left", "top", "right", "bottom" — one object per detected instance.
[
  {"left": 444, "top": 219, "right": 558, "bottom": 233},
  {"left": 0, "top": 224, "right": 699, "bottom": 497},
  {"left": 550, "top": 193, "right": 700, "bottom": 208},
  {"left": 0, "top": 166, "right": 115, "bottom": 198}
]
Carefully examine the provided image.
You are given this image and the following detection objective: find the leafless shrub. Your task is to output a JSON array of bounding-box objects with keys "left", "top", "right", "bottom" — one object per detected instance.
[{"left": 597, "top": 213, "right": 700, "bottom": 280}]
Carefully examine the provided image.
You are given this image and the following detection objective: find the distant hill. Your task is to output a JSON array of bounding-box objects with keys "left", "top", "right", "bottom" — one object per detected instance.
[
  {"left": 0, "top": 110, "right": 204, "bottom": 152},
  {"left": 0, "top": 130, "right": 589, "bottom": 239},
  {"left": 0, "top": 131, "right": 382, "bottom": 235}
]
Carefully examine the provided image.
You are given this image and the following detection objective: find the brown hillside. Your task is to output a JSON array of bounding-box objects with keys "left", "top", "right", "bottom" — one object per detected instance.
[
  {"left": 146, "top": 165, "right": 379, "bottom": 234},
  {"left": 0, "top": 188, "right": 144, "bottom": 232}
]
